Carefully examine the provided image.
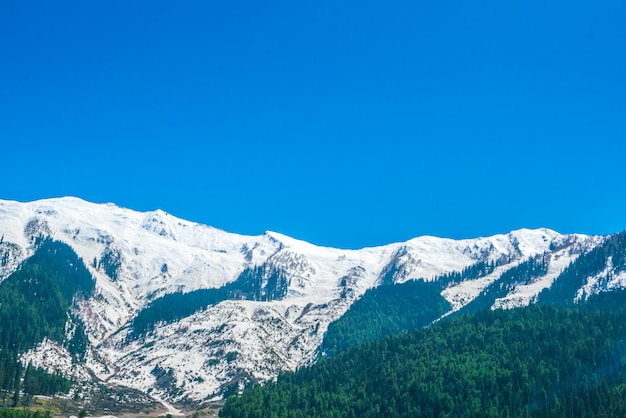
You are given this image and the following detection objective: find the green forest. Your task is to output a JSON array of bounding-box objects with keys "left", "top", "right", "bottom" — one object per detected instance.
[
  {"left": 130, "top": 287, "right": 229, "bottom": 336},
  {"left": 0, "top": 239, "right": 94, "bottom": 404},
  {"left": 221, "top": 305, "right": 626, "bottom": 417},
  {"left": 321, "top": 279, "right": 451, "bottom": 357},
  {"left": 320, "top": 253, "right": 552, "bottom": 358},
  {"left": 0, "top": 409, "right": 53, "bottom": 418}
]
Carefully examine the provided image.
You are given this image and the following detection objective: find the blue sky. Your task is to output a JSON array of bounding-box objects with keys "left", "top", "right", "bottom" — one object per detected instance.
[{"left": 2, "top": 1, "right": 625, "bottom": 249}]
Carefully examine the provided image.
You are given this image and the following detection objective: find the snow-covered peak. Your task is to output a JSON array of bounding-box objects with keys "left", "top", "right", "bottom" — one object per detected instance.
[{"left": 0, "top": 198, "right": 579, "bottom": 307}]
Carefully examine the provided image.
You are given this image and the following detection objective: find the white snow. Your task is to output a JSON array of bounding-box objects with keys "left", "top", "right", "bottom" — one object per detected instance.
[
  {"left": 441, "top": 262, "right": 521, "bottom": 311},
  {"left": 19, "top": 339, "right": 92, "bottom": 382},
  {"left": 0, "top": 197, "right": 612, "bottom": 403},
  {"left": 493, "top": 247, "right": 581, "bottom": 309},
  {"left": 575, "top": 253, "right": 626, "bottom": 301}
]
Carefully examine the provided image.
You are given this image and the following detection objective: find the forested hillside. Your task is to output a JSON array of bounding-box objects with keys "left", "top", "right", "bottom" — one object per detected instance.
[
  {"left": 222, "top": 305, "right": 626, "bottom": 418},
  {"left": 131, "top": 287, "right": 229, "bottom": 337},
  {"left": 317, "top": 233, "right": 626, "bottom": 363},
  {"left": 538, "top": 231, "right": 626, "bottom": 306},
  {"left": 0, "top": 239, "right": 94, "bottom": 404},
  {"left": 320, "top": 279, "right": 451, "bottom": 357}
]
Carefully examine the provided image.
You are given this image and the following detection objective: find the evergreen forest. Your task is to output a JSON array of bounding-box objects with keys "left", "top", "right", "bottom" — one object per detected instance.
[
  {"left": 221, "top": 305, "right": 626, "bottom": 418},
  {"left": 0, "top": 239, "right": 93, "bottom": 404},
  {"left": 321, "top": 279, "right": 451, "bottom": 357}
]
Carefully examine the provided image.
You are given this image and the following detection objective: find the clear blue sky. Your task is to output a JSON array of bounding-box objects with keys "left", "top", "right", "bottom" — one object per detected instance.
[{"left": 2, "top": 1, "right": 625, "bottom": 249}]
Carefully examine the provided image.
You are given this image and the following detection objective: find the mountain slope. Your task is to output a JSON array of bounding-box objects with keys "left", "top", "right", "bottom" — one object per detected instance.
[
  {"left": 320, "top": 279, "right": 452, "bottom": 357},
  {"left": 222, "top": 305, "right": 626, "bottom": 418},
  {"left": 221, "top": 306, "right": 626, "bottom": 417},
  {"left": 0, "top": 197, "right": 618, "bottom": 407}
]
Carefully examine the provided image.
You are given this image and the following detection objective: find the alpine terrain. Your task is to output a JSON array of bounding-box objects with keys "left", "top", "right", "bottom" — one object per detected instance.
[{"left": 0, "top": 197, "right": 624, "bottom": 412}]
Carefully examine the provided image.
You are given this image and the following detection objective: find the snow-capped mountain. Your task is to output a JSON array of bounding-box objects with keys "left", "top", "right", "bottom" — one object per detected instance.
[{"left": 0, "top": 197, "right": 618, "bottom": 409}]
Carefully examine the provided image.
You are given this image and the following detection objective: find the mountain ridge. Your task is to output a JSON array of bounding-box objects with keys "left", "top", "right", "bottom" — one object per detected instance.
[{"left": 0, "top": 197, "right": 619, "bottom": 409}]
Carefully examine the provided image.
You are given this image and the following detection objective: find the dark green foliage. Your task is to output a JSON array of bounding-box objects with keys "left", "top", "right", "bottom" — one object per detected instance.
[
  {"left": 0, "top": 242, "right": 20, "bottom": 268},
  {"left": 321, "top": 259, "right": 508, "bottom": 358},
  {"left": 581, "top": 288, "right": 626, "bottom": 313},
  {"left": 321, "top": 256, "right": 550, "bottom": 358},
  {"left": 228, "top": 265, "right": 289, "bottom": 302},
  {"left": 0, "top": 352, "right": 22, "bottom": 406},
  {"left": 321, "top": 279, "right": 451, "bottom": 357},
  {"left": 151, "top": 365, "right": 177, "bottom": 394},
  {"left": 538, "top": 231, "right": 626, "bottom": 306},
  {"left": 221, "top": 306, "right": 626, "bottom": 418},
  {"left": 22, "top": 363, "right": 71, "bottom": 397},
  {"left": 378, "top": 252, "right": 404, "bottom": 286},
  {"left": 66, "top": 315, "right": 90, "bottom": 361},
  {"left": 131, "top": 287, "right": 229, "bottom": 336},
  {"left": 0, "top": 239, "right": 94, "bottom": 352},
  {"left": 98, "top": 248, "right": 122, "bottom": 281},
  {"left": 437, "top": 259, "right": 497, "bottom": 288},
  {"left": 0, "top": 409, "right": 53, "bottom": 418},
  {"left": 0, "top": 239, "right": 94, "bottom": 397}
]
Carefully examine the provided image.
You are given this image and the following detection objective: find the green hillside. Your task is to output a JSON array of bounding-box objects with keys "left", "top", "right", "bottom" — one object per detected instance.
[
  {"left": 222, "top": 305, "right": 626, "bottom": 418},
  {"left": 0, "top": 239, "right": 95, "bottom": 402},
  {"left": 321, "top": 279, "right": 451, "bottom": 357}
]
